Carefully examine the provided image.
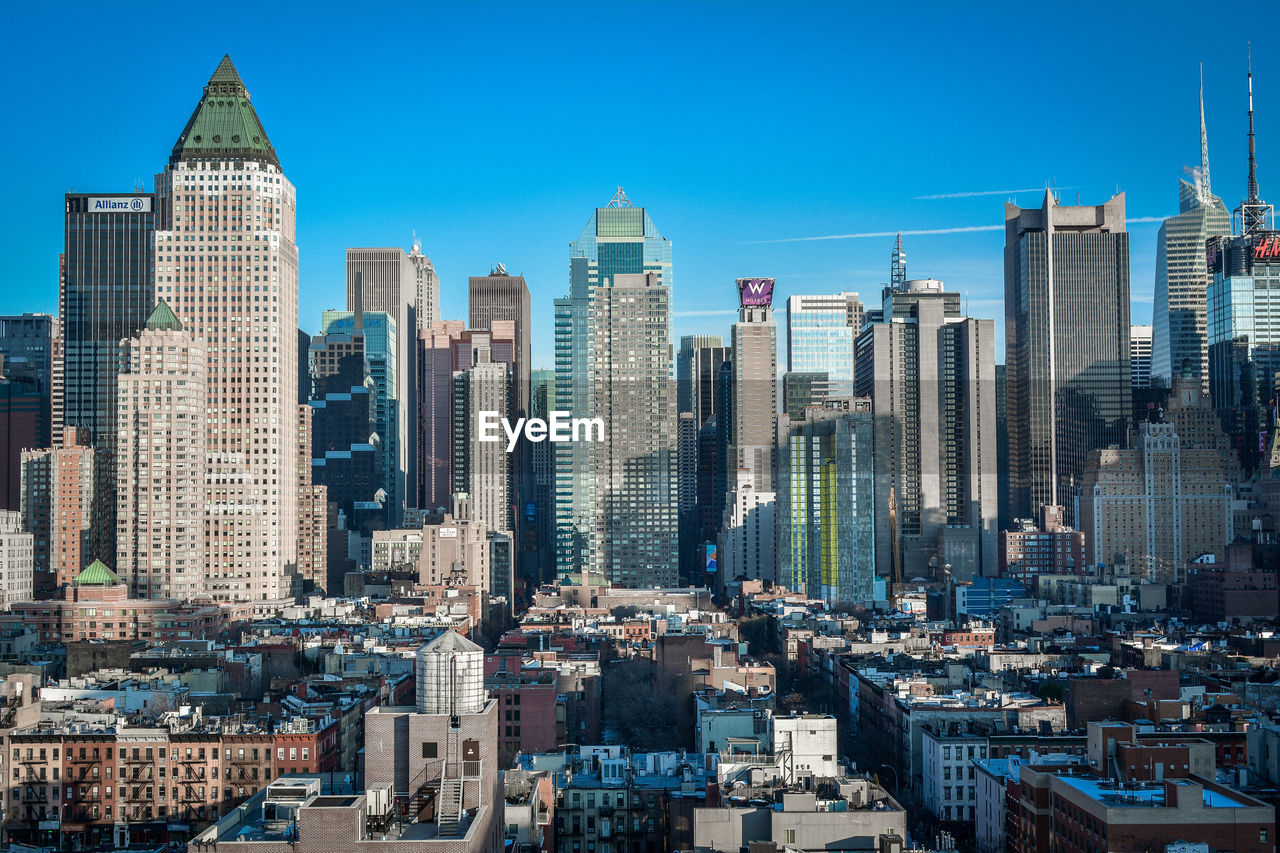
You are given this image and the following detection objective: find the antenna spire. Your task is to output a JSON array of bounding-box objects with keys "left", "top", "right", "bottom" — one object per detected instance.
[
  {"left": 607, "top": 186, "right": 633, "bottom": 208},
  {"left": 1237, "top": 42, "right": 1274, "bottom": 235},
  {"left": 890, "top": 232, "right": 906, "bottom": 290},
  {"left": 1200, "top": 62, "right": 1213, "bottom": 201},
  {"left": 1248, "top": 44, "right": 1259, "bottom": 205}
]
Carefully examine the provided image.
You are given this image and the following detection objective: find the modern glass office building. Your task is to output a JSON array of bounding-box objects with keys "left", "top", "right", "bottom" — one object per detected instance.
[
  {"left": 777, "top": 403, "right": 877, "bottom": 606},
  {"left": 785, "top": 293, "right": 863, "bottom": 395},
  {"left": 320, "top": 310, "right": 398, "bottom": 511},
  {"left": 1207, "top": 231, "right": 1280, "bottom": 474},
  {"left": 1152, "top": 182, "right": 1230, "bottom": 389},
  {"left": 553, "top": 189, "right": 673, "bottom": 583},
  {"left": 1004, "top": 192, "right": 1131, "bottom": 524}
]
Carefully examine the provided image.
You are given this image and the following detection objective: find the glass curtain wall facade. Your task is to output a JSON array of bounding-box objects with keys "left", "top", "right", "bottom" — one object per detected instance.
[{"left": 554, "top": 194, "right": 672, "bottom": 580}]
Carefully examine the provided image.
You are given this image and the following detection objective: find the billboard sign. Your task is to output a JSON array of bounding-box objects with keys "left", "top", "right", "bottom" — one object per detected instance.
[
  {"left": 705, "top": 543, "right": 718, "bottom": 573},
  {"left": 1254, "top": 234, "right": 1280, "bottom": 260},
  {"left": 88, "top": 196, "right": 152, "bottom": 213},
  {"left": 736, "top": 277, "right": 775, "bottom": 308}
]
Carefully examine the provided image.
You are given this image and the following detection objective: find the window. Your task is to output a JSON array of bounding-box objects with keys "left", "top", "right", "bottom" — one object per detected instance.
[{"left": 421, "top": 743, "right": 437, "bottom": 759}]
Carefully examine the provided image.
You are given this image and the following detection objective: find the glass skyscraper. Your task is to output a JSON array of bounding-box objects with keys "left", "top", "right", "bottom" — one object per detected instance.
[
  {"left": 777, "top": 402, "right": 877, "bottom": 606},
  {"left": 60, "top": 192, "right": 157, "bottom": 568},
  {"left": 554, "top": 189, "right": 673, "bottom": 582},
  {"left": 1004, "top": 192, "right": 1131, "bottom": 525},
  {"left": 320, "top": 310, "right": 398, "bottom": 510},
  {"left": 1152, "top": 182, "right": 1230, "bottom": 389},
  {"left": 1153, "top": 83, "right": 1232, "bottom": 391},
  {"left": 1207, "top": 233, "right": 1280, "bottom": 474},
  {"left": 785, "top": 293, "right": 864, "bottom": 395}
]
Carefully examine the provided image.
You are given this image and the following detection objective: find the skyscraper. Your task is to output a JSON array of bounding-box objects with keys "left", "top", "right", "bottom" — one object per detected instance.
[
  {"left": 115, "top": 301, "right": 207, "bottom": 600},
  {"left": 1151, "top": 76, "right": 1231, "bottom": 389},
  {"left": 785, "top": 292, "right": 864, "bottom": 397},
  {"left": 451, "top": 339, "right": 512, "bottom": 535},
  {"left": 296, "top": 404, "right": 328, "bottom": 594},
  {"left": 1079, "top": 382, "right": 1236, "bottom": 577},
  {"left": 152, "top": 55, "right": 299, "bottom": 603},
  {"left": 777, "top": 401, "right": 877, "bottom": 606},
  {"left": 554, "top": 189, "right": 672, "bottom": 578},
  {"left": 417, "top": 320, "right": 465, "bottom": 511},
  {"left": 856, "top": 277, "right": 998, "bottom": 582},
  {"left": 409, "top": 235, "right": 440, "bottom": 329},
  {"left": 1130, "top": 324, "right": 1153, "bottom": 390},
  {"left": 21, "top": 427, "right": 107, "bottom": 592},
  {"left": 729, "top": 279, "right": 779, "bottom": 494},
  {"left": 59, "top": 192, "right": 156, "bottom": 565},
  {"left": 469, "top": 266, "right": 531, "bottom": 418},
  {"left": 347, "top": 247, "right": 421, "bottom": 520},
  {"left": 1207, "top": 58, "right": 1278, "bottom": 475},
  {"left": 676, "top": 334, "right": 729, "bottom": 424},
  {"left": 0, "top": 314, "right": 58, "bottom": 451},
  {"left": 1004, "top": 192, "right": 1131, "bottom": 525},
  {"left": 308, "top": 318, "right": 383, "bottom": 531},
  {"left": 469, "top": 267, "right": 533, "bottom": 580},
  {"left": 320, "top": 309, "right": 399, "bottom": 513},
  {"left": 718, "top": 279, "right": 779, "bottom": 591},
  {"left": 0, "top": 363, "right": 43, "bottom": 514},
  {"left": 528, "top": 368, "right": 556, "bottom": 582},
  {"left": 590, "top": 272, "right": 678, "bottom": 587},
  {"left": 676, "top": 335, "right": 729, "bottom": 581}
]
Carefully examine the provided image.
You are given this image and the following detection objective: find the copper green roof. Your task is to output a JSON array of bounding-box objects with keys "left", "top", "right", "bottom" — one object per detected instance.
[
  {"left": 145, "top": 299, "right": 183, "bottom": 332},
  {"left": 170, "top": 55, "right": 279, "bottom": 168},
  {"left": 75, "top": 559, "right": 122, "bottom": 586}
]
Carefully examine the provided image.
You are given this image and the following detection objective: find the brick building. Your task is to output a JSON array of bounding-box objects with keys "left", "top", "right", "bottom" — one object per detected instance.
[
  {"left": 1190, "top": 543, "right": 1279, "bottom": 623},
  {"left": 999, "top": 505, "right": 1086, "bottom": 584},
  {"left": 20, "top": 427, "right": 109, "bottom": 592},
  {"left": 484, "top": 671, "right": 559, "bottom": 766},
  {"left": 0, "top": 559, "right": 223, "bottom": 643}
]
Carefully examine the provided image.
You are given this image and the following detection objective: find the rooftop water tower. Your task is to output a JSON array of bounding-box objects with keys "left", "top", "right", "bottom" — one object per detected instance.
[{"left": 415, "top": 630, "right": 485, "bottom": 715}]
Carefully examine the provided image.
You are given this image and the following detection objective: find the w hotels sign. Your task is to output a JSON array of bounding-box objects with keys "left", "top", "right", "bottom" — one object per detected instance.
[{"left": 736, "top": 277, "right": 776, "bottom": 308}]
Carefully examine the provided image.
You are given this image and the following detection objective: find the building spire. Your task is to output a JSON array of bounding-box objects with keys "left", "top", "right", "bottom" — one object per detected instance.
[
  {"left": 890, "top": 232, "right": 906, "bottom": 290},
  {"left": 1248, "top": 44, "right": 1259, "bottom": 204},
  {"left": 1237, "top": 42, "right": 1274, "bottom": 235},
  {"left": 1200, "top": 63, "right": 1213, "bottom": 201}
]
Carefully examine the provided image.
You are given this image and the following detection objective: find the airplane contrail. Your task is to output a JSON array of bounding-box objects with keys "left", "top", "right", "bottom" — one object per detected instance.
[
  {"left": 743, "top": 225, "right": 1002, "bottom": 245},
  {"left": 914, "top": 187, "right": 1066, "bottom": 200},
  {"left": 745, "top": 214, "right": 1172, "bottom": 245}
]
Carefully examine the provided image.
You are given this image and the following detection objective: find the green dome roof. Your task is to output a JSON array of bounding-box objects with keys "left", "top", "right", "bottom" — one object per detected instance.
[
  {"left": 170, "top": 55, "right": 279, "bottom": 168},
  {"left": 75, "top": 559, "right": 122, "bottom": 586}
]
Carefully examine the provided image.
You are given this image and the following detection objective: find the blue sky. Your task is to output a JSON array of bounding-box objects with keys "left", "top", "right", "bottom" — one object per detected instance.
[{"left": 4, "top": 1, "right": 1278, "bottom": 366}]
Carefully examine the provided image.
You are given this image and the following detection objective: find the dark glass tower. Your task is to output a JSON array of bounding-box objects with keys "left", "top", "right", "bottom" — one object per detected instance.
[
  {"left": 1004, "top": 192, "right": 1131, "bottom": 525},
  {"left": 60, "top": 192, "right": 156, "bottom": 565}
]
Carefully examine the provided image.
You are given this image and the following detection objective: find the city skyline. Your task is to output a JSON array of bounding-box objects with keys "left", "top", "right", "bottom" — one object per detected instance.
[{"left": 4, "top": 3, "right": 1278, "bottom": 368}]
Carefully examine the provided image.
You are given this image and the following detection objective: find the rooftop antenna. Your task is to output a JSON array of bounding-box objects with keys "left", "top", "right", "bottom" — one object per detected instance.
[
  {"left": 1200, "top": 62, "right": 1213, "bottom": 202},
  {"left": 890, "top": 233, "right": 906, "bottom": 290},
  {"left": 607, "top": 186, "right": 633, "bottom": 208},
  {"left": 411, "top": 229, "right": 421, "bottom": 254},
  {"left": 1237, "top": 42, "right": 1274, "bottom": 234}
]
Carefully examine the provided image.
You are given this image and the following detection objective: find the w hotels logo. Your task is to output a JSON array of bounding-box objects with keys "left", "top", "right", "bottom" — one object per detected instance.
[{"left": 736, "top": 277, "right": 776, "bottom": 308}]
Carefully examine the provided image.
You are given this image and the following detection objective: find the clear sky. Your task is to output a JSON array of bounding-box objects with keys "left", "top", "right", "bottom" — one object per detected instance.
[{"left": 4, "top": 1, "right": 1278, "bottom": 366}]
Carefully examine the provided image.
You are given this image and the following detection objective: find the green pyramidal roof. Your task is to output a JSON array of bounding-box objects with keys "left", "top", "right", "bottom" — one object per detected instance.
[
  {"left": 170, "top": 55, "right": 280, "bottom": 168},
  {"left": 145, "top": 299, "right": 184, "bottom": 332},
  {"left": 75, "top": 559, "right": 122, "bottom": 586}
]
